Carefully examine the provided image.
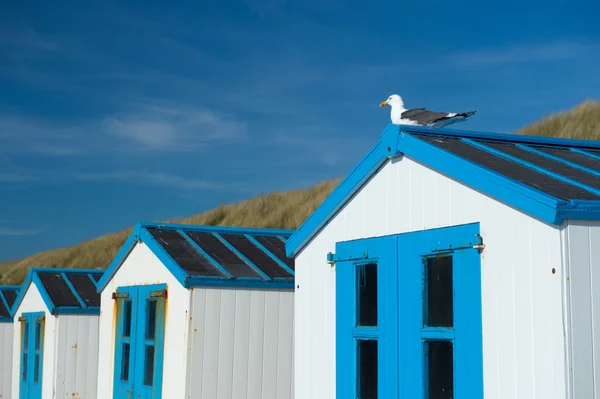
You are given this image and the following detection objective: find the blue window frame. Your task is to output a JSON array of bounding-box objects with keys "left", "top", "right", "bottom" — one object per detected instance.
[
  {"left": 113, "top": 284, "right": 166, "bottom": 399},
  {"left": 19, "top": 311, "right": 45, "bottom": 399},
  {"left": 335, "top": 223, "right": 484, "bottom": 399}
]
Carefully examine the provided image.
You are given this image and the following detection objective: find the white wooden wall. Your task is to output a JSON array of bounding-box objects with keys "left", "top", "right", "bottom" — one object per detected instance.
[
  {"left": 294, "top": 156, "right": 566, "bottom": 399},
  {"left": 55, "top": 315, "right": 99, "bottom": 398},
  {"left": 96, "top": 242, "right": 191, "bottom": 399},
  {"left": 11, "top": 283, "right": 58, "bottom": 399},
  {"left": 186, "top": 287, "right": 294, "bottom": 399},
  {"left": 563, "top": 220, "right": 600, "bottom": 398},
  {"left": 0, "top": 322, "right": 13, "bottom": 398}
]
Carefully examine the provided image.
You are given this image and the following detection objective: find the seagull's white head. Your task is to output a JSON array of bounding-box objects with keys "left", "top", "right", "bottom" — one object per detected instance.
[{"left": 379, "top": 94, "right": 405, "bottom": 110}]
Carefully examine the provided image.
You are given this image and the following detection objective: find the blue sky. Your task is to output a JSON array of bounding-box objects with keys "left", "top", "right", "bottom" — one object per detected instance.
[{"left": 1, "top": 0, "right": 599, "bottom": 262}]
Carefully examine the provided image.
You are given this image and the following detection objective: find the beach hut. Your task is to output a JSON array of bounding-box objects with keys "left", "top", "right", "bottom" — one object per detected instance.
[
  {"left": 95, "top": 222, "right": 295, "bottom": 399},
  {"left": 285, "top": 124, "right": 600, "bottom": 399},
  {"left": 11, "top": 267, "right": 104, "bottom": 398},
  {"left": 0, "top": 285, "right": 21, "bottom": 397}
]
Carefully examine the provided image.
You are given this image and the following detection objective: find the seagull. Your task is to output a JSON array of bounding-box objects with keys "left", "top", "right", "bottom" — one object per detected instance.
[{"left": 380, "top": 94, "right": 476, "bottom": 128}]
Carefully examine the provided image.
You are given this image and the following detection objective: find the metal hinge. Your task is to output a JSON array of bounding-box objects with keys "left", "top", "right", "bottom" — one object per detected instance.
[
  {"left": 18, "top": 316, "right": 27, "bottom": 322},
  {"left": 112, "top": 292, "right": 129, "bottom": 300},
  {"left": 37, "top": 315, "right": 45, "bottom": 322},
  {"left": 430, "top": 234, "right": 485, "bottom": 252},
  {"left": 150, "top": 289, "right": 167, "bottom": 298}
]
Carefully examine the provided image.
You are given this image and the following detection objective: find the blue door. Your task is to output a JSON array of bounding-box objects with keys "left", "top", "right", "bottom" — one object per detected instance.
[
  {"left": 19, "top": 312, "right": 45, "bottom": 399},
  {"left": 335, "top": 223, "right": 484, "bottom": 399},
  {"left": 113, "top": 284, "right": 166, "bottom": 399}
]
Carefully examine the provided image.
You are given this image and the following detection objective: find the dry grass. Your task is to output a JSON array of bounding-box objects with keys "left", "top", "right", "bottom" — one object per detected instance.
[
  {"left": 2, "top": 99, "right": 600, "bottom": 285},
  {"left": 0, "top": 179, "right": 341, "bottom": 285},
  {"left": 518, "top": 100, "right": 600, "bottom": 140}
]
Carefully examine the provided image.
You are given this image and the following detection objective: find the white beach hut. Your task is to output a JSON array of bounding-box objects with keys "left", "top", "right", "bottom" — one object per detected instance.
[
  {"left": 285, "top": 124, "right": 600, "bottom": 399},
  {"left": 11, "top": 267, "right": 104, "bottom": 399},
  {"left": 95, "top": 222, "right": 295, "bottom": 399},
  {"left": 0, "top": 285, "right": 20, "bottom": 398}
]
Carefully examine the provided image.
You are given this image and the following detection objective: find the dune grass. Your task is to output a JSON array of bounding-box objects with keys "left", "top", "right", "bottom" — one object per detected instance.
[{"left": 1, "top": 99, "right": 599, "bottom": 285}]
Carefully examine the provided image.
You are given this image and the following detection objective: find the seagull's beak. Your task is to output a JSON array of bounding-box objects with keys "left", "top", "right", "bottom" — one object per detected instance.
[{"left": 379, "top": 101, "right": 388, "bottom": 107}]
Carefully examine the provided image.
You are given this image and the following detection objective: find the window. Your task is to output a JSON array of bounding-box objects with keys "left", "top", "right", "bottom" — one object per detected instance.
[
  {"left": 422, "top": 255, "right": 454, "bottom": 398},
  {"left": 355, "top": 263, "right": 378, "bottom": 399}
]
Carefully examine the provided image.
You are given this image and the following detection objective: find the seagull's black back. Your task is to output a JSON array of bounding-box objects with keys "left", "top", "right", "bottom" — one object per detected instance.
[{"left": 401, "top": 108, "right": 452, "bottom": 125}]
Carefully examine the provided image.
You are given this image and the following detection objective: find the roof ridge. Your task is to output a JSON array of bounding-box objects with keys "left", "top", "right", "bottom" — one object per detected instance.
[{"left": 400, "top": 125, "right": 600, "bottom": 149}]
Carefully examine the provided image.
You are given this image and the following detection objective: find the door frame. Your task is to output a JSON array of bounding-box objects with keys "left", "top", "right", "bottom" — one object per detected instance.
[
  {"left": 19, "top": 311, "right": 45, "bottom": 399},
  {"left": 112, "top": 283, "right": 167, "bottom": 399},
  {"left": 334, "top": 222, "right": 484, "bottom": 398}
]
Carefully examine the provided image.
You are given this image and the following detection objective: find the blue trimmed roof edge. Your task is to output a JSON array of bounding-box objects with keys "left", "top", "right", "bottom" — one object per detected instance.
[
  {"left": 285, "top": 124, "right": 600, "bottom": 258},
  {"left": 95, "top": 222, "right": 296, "bottom": 293},
  {"left": 11, "top": 267, "right": 104, "bottom": 316},
  {"left": 0, "top": 285, "right": 21, "bottom": 321}
]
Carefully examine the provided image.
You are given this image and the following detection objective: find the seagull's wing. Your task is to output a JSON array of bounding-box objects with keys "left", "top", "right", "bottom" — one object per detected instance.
[
  {"left": 401, "top": 108, "right": 477, "bottom": 126},
  {"left": 400, "top": 108, "right": 449, "bottom": 125}
]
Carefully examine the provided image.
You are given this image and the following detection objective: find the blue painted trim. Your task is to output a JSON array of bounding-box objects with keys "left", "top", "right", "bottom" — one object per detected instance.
[
  {"left": 399, "top": 134, "right": 564, "bottom": 221},
  {"left": 463, "top": 138, "right": 600, "bottom": 196},
  {"left": 401, "top": 124, "right": 600, "bottom": 149},
  {"left": 556, "top": 200, "right": 600, "bottom": 222},
  {"left": 213, "top": 232, "right": 271, "bottom": 281},
  {"left": 138, "top": 227, "right": 190, "bottom": 288},
  {"left": 139, "top": 221, "right": 294, "bottom": 237},
  {"left": 31, "top": 272, "right": 56, "bottom": 314},
  {"left": 11, "top": 268, "right": 103, "bottom": 316},
  {"left": 177, "top": 230, "right": 232, "bottom": 278},
  {"left": 572, "top": 148, "right": 600, "bottom": 161},
  {"left": 96, "top": 224, "right": 143, "bottom": 292},
  {"left": 515, "top": 144, "right": 600, "bottom": 178},
  {"left": 185, "top": 276, "right": 294, "bottom": 290},
  {"left": 245, "top": 234, "right": 295, "bottom": 276},
  {"left": 0, "top": 318, "right": 13, "bottom": 323},
  {"left": 60, "top": 273, "right": 87, "bottom": 309},
  {"left": 0, "top": 290, "right": 10, "bottom": 315},
  {"left": 286, "top": 124, "right": 403, "bottom": 257}
]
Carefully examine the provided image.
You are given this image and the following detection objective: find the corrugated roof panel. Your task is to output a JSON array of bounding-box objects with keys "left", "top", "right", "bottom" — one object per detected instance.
[
  {"left": 147, "top": 228, "right": 225, "bottom": 277},
  {"left": 531, "top": 146, "right": 600, "bottom": 171},
  {"left": 1, "top": 287, "right": 19, "bottom": 308},
  {"left": 255, "top": 235, "right": 295, "bottom": 271},
  {"left": 185, "top": 231, "right": 261, "bottom": 278},
  {"left": 478, "top": 140, "right": 600, "bottom": 191},
  {"left": 37, "top": 271, "right": 82, "bottom": 308},
  {"left": 219, "top": 233, "right": 293, "bottom": 278},
  {"left": 414, "top": 134, "right": 600, "bottom": 201},
  {"left": 66, "top": 273, "right": 101, "bottom": 308}
]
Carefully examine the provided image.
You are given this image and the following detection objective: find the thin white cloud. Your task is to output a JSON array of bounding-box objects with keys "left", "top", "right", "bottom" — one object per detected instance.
[
  {"left": 102, "top": 103, "right": 247, "bottom": 152},
  {"left": 0, "top": 102, "right": 247, "bottom": 157},
  {"left": 0, "top": 225, "right": 46, "bottom": 237}
]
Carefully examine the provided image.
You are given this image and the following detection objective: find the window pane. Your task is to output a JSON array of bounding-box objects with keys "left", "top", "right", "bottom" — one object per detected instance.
[
  {"left": 121, "top": 343, "right": 130, "bottom": 381},
  {"left": 357, "top": 263, "right": 377, "bottom": 327},
  {"left": 425, "top": 255, "right": 453, "bottom": 327},
  {"left": 143, "top": 345, "right": 155, "bottom": 386},
  {"left": 34, "top": 354, "right": 40, "bottom": 382},
  {"left": 123, "top": 300, "right": 132, "bottom": 337},
  {"left": 23, "top": 321, "right": 29, "bottom": 349},
  {"left": 35, "top": 321, "right": 42, "bottom": 350},
  {"left": 146, "top": 300, "right": 157, "bottom": 340},
  {"left": 427, "top": 340, "right": 453, "bottom": 399},
  {"left": 22, "top": 353, "right": 27, "bottom": 380},
  {"left": 357, "top": 339, "right": 377, "bottom": 399}
]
